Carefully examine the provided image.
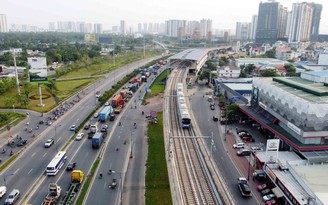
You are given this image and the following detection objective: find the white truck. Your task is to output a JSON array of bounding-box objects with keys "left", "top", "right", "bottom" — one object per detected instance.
[{"left": 42, "top": 183, "right": 61, "bottom": 205}]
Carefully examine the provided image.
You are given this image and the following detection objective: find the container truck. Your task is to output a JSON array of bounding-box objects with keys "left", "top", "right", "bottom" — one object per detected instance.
[
  {"left": 92, "top": 133, "right": 104, "bottom": 148},
  {"left": 58, "top": 170, "right": 84, "bottom": 205},
  {"left": 99, "top": 106, "right": 113, "bottom": 122}
]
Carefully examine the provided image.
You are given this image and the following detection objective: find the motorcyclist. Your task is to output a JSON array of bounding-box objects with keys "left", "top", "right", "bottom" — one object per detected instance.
[
  {"left": 109, "top": 169, "right": 112, "bottom": 174},
  {"left": 10, "top": 150, "right": 13, "bottom": 156},
  {"left": 141, "top": 111, "right": 144, "bottom": 115},
  {"left": 99, "top": 172, "right": 103, "bottom": 178}
]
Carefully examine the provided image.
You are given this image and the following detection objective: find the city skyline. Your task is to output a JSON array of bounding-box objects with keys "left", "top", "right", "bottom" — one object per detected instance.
[{"left": 2, "top": 0, "right": 328, "bottom": 33}]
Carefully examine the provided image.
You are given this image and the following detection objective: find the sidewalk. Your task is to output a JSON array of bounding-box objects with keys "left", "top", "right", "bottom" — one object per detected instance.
[{"left": 224, "top": 127, "right": 264, "bottom": 204}]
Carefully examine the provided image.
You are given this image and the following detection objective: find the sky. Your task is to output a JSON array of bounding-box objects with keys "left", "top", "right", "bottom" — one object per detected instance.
[{"left": 2, "top": 0, "right": 328, "bottom": 34}]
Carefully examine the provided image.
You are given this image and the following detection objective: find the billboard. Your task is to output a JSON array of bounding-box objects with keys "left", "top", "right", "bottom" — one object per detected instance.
[
  {"left": 84, "top": 34, "right": 97, "bottom": 42},
  {"left": 28, "top": 57, "right": 48, "bottom": 83},
  {"left": 265, "top": 139, "right": 280, "bottom": 164},
  {"left": 99, "top": 37, "right": 112, "bottom": 44}
]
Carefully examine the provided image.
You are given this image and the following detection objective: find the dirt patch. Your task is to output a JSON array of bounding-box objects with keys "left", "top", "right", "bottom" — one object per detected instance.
[
  {"left": 142, "top": 93, "right": 164, "bottom": 113},
  {"left": 29, "top": 94, "right": 52, "bottom": 100}
]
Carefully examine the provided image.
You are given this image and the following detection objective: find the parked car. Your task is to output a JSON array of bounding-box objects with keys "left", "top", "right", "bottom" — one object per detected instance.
[
  {"left": 233, "top": 142, "right": 245, "bottom": 149},
  {"left": 16, "top": 139, "right": 27, "bottom": 146},
  {"left": 70, "top": 125, "right": 76, "bottom": 131},
  {"left": 44, "top": 138, "right": 54, "bottom": 148},
  {"left": 261, "top": 188, "right": 272, "bottom": 196},
  {"left": 75, "top": 133, "right": 85, "bottom": 141},
  {"left": 66, "top": 162, "right": 76, "bottom": 171},
  {"left": 251, "top": 146, "right": 263, "bottom": 151},
  {"left": 257, "top": 183, "right": 269, "bottom": 191},
  {"left": 237, "top": 149, "right": 251, "bottom": 156},
  {"left": 46, "top": 121, "right": 52, "bottom": 126},
  {"left": 266, "top": 198, "right": 278, "bottom": 205},
  {"left": 94, "top": 112, "right": 99, "bottom": 118},
  {"left": 263, "top": 194, "right": 276, "bottom": 202},
  {"left": 243, "top": 136, "right": 255, "bottom": 142},
  {"left": 238, "top": 131, "right": 249, "bottom": 137},
  {"left": 39, "top": 120, "right": 44, "bottom": 125},
  {"left": 239, "top": 133, "right": 252, "bottom": 138}
]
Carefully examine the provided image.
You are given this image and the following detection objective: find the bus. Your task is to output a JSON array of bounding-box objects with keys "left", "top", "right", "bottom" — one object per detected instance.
[{"left": 46, "top": 151, "right": 67, "bottom": 176}]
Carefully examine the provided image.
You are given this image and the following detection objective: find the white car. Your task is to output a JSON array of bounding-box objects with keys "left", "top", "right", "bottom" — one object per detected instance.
[
  {"left": 233, "top": 142, "right": 245, "bottom": 149},
  {"left": 105, "top": 102, "right": 110, "bottom": 106},
  {"left": 76, "top": 133, "right": 85, "bottom": 141},
  {"left": 0, "top": 186, "right": 6, "bottom": 198},
  {"left": 44, "top": 138, "right": 55, "bottom": 148},
  {"left": 94, "top": 113, "right": 99, "bottom": 118},
  {"left": 263, "top": 194, "right": 276, "bottom": 201},
  {"left": 251, "top": 146, "right": 263, "bottom": 151}
]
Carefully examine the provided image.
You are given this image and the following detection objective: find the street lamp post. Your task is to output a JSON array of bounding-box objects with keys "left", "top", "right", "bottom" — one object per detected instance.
[{"left": 55, "top": 124, "right": 62, "bottom": 151}]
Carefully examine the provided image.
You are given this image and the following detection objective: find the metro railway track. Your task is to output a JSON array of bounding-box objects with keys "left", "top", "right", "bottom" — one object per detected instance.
[{"left": 167, "top": 68, "right": 217, "bottom": 205}]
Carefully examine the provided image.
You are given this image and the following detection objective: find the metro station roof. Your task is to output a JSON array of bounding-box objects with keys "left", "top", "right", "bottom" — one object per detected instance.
[{"left": 168, "top": 48, "right": 209, "bottom": 62}]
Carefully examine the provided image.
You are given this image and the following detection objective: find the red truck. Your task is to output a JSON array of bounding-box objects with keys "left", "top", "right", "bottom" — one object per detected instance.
[
  {"left": 129, "top": 76, "right": 140, "bottom": 84},
  {"left": 120, "top": 90, "right": 127, "bottom": 98},
  {"left": 112, "top": 95, "right": 122, "bottom": 107}
]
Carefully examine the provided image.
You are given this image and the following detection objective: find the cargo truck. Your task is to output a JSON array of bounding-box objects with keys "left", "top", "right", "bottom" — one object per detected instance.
[
  {"left": 99, "top": 106, "right": 113, "bottom": 122},
  {"left": 112, "top": 95, "right": 123, "bottom": 108},
  {"left": 120, "top": 90, "right": 127, "bottom": 98},
  {"left": 42, "top": 183, "right": 61, "bottom": 205},
  {"left": 58, "top": 170, "right": 84, "bottom": 205},
  {"left": 92, "top": 133, "right": 104, "bottom": 148}
]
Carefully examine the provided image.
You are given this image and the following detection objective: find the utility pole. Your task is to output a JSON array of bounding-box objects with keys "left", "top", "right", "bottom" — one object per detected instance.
[
  {"left": 143, "top": 37, "right": 145, "bottom": 58},
  {"left": 12, "top": 49, "right": 20, "bottom": 96}
]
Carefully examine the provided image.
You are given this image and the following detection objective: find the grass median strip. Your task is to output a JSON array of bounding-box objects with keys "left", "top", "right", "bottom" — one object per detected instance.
[{"left": 146, "top": 112, "right": 172, "bottom": 205}]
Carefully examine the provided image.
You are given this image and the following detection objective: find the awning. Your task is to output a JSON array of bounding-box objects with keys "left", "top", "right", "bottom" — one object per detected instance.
[{"left": 272, "top": 187, "right": 284, "bottom": 198}]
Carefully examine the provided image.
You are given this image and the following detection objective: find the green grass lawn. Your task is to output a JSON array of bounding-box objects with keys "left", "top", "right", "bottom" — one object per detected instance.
[
  {"left": 145, "top": 71, "right": 168, "bottom": 99},
  {"left": 0, "top": 112, "right": 25, "bottom": 129},
  {"left": 146, "top": 112, "right": 172, "bottom": 205}
]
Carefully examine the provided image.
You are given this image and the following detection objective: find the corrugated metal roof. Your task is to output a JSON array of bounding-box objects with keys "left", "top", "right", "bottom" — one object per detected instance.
[{"left": 168, "top": 48, "right": 209, "bottom": 62}]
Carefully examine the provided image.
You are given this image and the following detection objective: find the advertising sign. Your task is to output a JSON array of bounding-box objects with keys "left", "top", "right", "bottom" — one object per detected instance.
[
  {"left": 265, "top": 139, "right": 280, "bottom": 164},
  {"left": 84, "top": 34, "right": 97, "bottom": 42},
  {"left": 28, "top": 57, "right": 48, "bottom": 83}
]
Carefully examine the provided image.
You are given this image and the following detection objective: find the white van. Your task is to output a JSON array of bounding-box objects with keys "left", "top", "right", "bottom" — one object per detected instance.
[{"left": 0, "top": 186, "right": 6, "bottom": 198}]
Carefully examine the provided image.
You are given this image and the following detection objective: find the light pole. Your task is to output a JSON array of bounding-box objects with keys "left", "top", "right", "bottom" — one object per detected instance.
[
  {"left": 129, "top": 125, "right": 134, "bottom": 159},
  {"left": 55, "top": 124, "right": 62, "bottom": 151},
  {"left": 2, "top": 173, "right": 14, "bottom": 186},
  {"left": 224, "top": 109, "right": 232, "bottom": 141}
]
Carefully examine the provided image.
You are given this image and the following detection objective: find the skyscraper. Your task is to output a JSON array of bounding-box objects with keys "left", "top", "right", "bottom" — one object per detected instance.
[
  {"left": 287, "top": 2, "right": 313, "bottom": 42},
  {"left": 120, "top": 20, "right": 126, "bottom": 35},
  {"left": 236, "top": 22, "right": 251, "bottom": 40},
  {"left": 310, "top": 3, "right": 322, "bottom": 36},
  {"left": 200, "top": 19, "right": 212, "bottom": 39},
  {"left": 48, "top": 22, "right": 56, "bottom": 31},
  {"left": 255, "top": 1, "right": 286, "bottom": 44},
  {"left": 94, "top": 23, "right": 103, "bottom": 34},
  {"left": 165, "top": 20, "right": 186, "bottom": 37},
  {"left": 0, "top": 14, "right": 8, "bottom": 32},
  {"left": 250, "top": 15, "right": 258, "bottom": 40},
  {"left": 138, "top": 23, "right": 142, "bottom": 33}
]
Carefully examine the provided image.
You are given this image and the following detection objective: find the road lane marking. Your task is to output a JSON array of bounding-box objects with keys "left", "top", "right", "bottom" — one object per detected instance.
[
  {"left": 31, "top": 152, "right": 36, "bottom": 158},
  {"left": 27, "top": 169, "right": 33, "bottom": 175},
  {"left": 14, "top": 168, "right": 20, "bottom": 174},
  {"left": 42, "top": 152, "right": 47, "bottom": 158}
]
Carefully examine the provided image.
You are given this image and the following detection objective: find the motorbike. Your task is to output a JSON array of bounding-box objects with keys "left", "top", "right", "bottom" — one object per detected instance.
[
  {"left": 2, "top": 149, "right": 6, "bottom": 154},
  {"left": 10, "top": 151, "right": 13, "bottom": 156},
  {"left": 99, "top": 173, "right": 103, "bottom": 179}
]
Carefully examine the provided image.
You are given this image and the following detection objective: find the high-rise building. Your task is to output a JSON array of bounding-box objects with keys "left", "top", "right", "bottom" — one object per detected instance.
[
  {"left": 310, "top": 3, "right": 322, "bottom": 36},
  {"left": 255, "top": 1, "right": 286, "bottom": 44},
  {"left": 0, "top": 14, "right": 8, "bottom": 32},
  {"left": 287, "top": 2, "right": 313, "bottom": 42},
  {"left": 236, "top": 22, "right": 251, "bottom": 40},
  {"left": 143, "top": 23, "right": 147, "bottom": 33},
  {"left": 200, "top": 19, "right": 212, "bottom": 39},
  {"left": 250, "top": 15, "right": 258, "bottom": 40},
  {"left": 120, "top": 20, "right": 126, "bottom": 35},
  {"left": 277, "top": 6, "right": 288, "bottom": 39},
  {"left": 138, "top": 23, "right": 142, "bottom": 33},
  {"left": 186, "top": 21, "right": 200, "bottom": 38},
  {"left": 48, "top": 22, "right": 56, "bottom": 31},
  {"left": 165, "top": 20, "right": 186, "bottom": 37},
  {"left": 94, "top": 23, "right": 103, "bottom": 34}
]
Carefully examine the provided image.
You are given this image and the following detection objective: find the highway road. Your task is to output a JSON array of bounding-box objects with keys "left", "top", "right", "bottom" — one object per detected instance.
[
  {"left": 0, "top": 56, "right": 161, "bottom": 204},
  {"left": 189, "top": 83, "right": 260, "bottom": 205}
]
